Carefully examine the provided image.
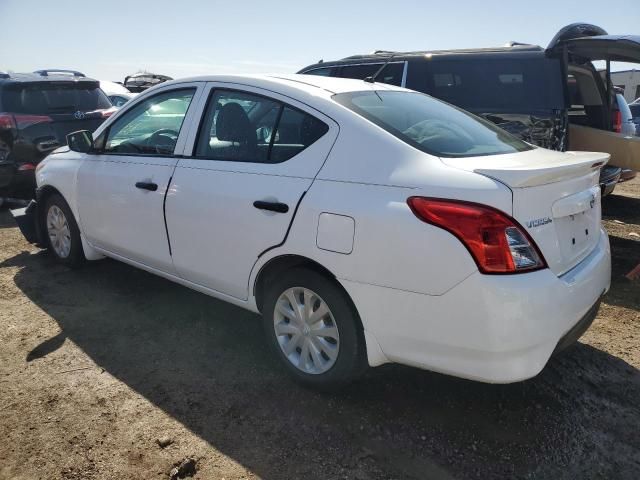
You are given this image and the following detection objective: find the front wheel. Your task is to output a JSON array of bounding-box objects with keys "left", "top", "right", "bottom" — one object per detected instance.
[
  {"left": 263, "top": 268, "right": 367, "bottom": 390},
  {"left": 43, "top": 193, "right": 85, "bottom": 268}
]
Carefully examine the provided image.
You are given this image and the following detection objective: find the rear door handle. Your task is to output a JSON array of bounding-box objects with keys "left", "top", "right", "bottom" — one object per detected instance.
[
  {"left": 253, "top": 200, "right": 289, "bottom": 213},
  {"left": 135, "top": 181, "right": 158, "bottom": 192}
]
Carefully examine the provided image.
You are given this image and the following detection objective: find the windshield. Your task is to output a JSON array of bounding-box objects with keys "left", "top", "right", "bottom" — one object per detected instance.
[
  {"left": 333, "top": 91, "right": 533, "bottom": 158},
  {"left": 3, "top": 82, "right": 112, "bottom": 114}
]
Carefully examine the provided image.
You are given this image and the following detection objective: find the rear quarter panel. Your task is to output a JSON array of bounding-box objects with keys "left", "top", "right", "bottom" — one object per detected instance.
[{"left": 252, "top": 130, "right": 513, "bottom": 297}]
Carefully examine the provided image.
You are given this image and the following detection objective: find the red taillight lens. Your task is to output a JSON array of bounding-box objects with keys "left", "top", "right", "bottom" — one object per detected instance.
[
  {"left": 101, "top": 107, "right": 117, "bottom": 118},
  {"left": 407, "top": 197, "right": 546, "bottom": 274},
  {"left": 0, "top": 113, "right": 16, "bottom": 130},
  {"left": 613, "top": 111, "right": 622, "bottom": 133},
  {"left": 13, "top": 114, "right": 52, "bottom": 129},
  {"left": 17, "top": 163, "right": 36, "bottom": 171},
  {"left": 0, "top": 113, "right": 52, "bottom": 130}
]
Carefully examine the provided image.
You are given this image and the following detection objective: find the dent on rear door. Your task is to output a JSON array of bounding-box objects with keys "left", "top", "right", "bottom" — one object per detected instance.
[{"left": 165, "top": 84, "right": 340, "bottom": 301}]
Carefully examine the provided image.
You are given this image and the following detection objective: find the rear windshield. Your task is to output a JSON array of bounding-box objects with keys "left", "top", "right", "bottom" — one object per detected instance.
[
  {"left": 2, "top": 82, "right": 112, "bottom": 114},
  {"left": 333, "top": 90, "right": 533, "bottom": 158},
  {"left": 425, "top": 57, "right": 565, "bottom": 112}
]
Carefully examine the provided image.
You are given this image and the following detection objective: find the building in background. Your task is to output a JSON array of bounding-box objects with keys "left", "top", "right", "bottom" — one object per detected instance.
[{"left": 611, "top": 69, "right": 640, "bottom": 102}]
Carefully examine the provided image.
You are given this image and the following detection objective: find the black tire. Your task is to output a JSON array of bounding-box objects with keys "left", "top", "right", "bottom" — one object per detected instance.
[
  {"left": 43, "top": 193, "right": 85, "bottom": 268},
  {"left": 262, "top": 267, "right": 367, "bottom": 390}
]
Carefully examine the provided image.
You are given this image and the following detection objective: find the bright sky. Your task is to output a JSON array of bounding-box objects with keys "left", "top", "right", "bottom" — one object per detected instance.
[{"left": 1, "top": 0, "right": 638, "bottom": 82}]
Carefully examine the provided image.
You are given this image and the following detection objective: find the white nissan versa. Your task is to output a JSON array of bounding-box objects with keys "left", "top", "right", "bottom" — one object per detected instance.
[{"left": 13, "top": 74, "right": 611, "bottom": 389}]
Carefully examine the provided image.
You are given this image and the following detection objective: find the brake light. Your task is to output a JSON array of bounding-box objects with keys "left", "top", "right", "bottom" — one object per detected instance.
[
  {"left": 407, "top": 197, "right": 547, "bottom": 274},
  {"left": 17, "top": 163, "right": 36, "bottom": 171},
  {"left": 613, "top": 111, "right": 622, "bottom": 133},
  {"left": 101, "top": 107, "right": 117, "bottom": 118},
  {"left": 0, "top": 113, "right": 16, "bottom": 130},
  {"left": 13, "top": 114, "right": 52, "bottom": 129},
  {"left": 0, "top": 113, "right": 52, "bottom": 130}
]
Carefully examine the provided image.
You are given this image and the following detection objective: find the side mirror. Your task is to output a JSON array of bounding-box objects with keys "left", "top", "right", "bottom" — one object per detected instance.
[{"left": 67, "top": 130, "right": 93, "bottom": 153}]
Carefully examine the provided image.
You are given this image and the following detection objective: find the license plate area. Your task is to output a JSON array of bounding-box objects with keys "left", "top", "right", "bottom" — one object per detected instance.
[{"left": 552, "top": 186, "right": 601, "bottom": 267}]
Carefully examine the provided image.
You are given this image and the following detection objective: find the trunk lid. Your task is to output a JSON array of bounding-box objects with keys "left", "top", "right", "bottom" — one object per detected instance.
[
  {"left": 441, "top": 148, "right": 608, "bottom": 276},
  {"left": 546, "top": 23, "right": 640, "bottom": 64}
]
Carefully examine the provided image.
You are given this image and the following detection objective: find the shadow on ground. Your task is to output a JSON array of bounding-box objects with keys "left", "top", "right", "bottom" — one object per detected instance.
[
  {"left": 2, "top": 249, "right": 639, "bottom": 480},
  {"left": 0, "top": 208, "right": 16, "bottom": 228},
  {"left": 605, "top": 235, "right": 640, "bottom": 311},
  {"left": 603, "top": 193, "right": 640, "bottom": 226}
]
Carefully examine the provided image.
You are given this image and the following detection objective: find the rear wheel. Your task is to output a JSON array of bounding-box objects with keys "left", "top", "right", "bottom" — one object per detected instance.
[
  {"left": 263, "top": 268, "right": 367, "bottom": 389},
  {"left": 43, "top": 193, "right": 85, "bottom": 268}
]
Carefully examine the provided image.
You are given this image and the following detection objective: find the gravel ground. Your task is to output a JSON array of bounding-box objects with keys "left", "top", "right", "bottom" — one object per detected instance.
[{"left": 0, "top": 178, "right": 638, "bottom": 480}]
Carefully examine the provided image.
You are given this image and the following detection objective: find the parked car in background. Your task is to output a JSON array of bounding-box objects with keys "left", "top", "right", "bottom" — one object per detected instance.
[
  {"left": 612, "top": 92, "right": 637, "bottom": 182},
  {"left": 100, "top": 80, "right": 136, "bottom": 108},
  {"left": 629, "top": 98, "right": 640, "bottom": 135},
  {"left": 12, "top": 75, "right": 611, "bottom": 389},
  {"left": 299, "top": 23, "right": 640, "bottom": 196},
  {"left": 0, "top": 70, "right": 115, "bottom": 198},
  {"left": 124, "top": 72, "right": 172, "bottom": 93},
  {"left": 613, "top": 92, "right": 636, "bottom": 137}
]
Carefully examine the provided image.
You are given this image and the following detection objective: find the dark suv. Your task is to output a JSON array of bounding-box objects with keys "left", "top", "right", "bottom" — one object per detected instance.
[
  {"left": 0, "top": 70, "right": 113, "bottom": 198},
  {"left": 299, "top": 24, "right": 640, "bottom": 195}
]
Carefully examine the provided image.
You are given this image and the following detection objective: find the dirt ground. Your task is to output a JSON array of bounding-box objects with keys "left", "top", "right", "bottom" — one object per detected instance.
[{"left": 0, "top": 179, "right": 638, "bottom": 480}]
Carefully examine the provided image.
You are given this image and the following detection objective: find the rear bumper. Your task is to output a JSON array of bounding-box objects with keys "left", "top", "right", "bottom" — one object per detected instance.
[
  {"left": 0, "top": 167, "right": 36, "bottom": 198},
  {"left": 553, "top": 296, "right": 601, "bottom": 354},
  {"left": 341, "top": 229, "right": 611, "bottom": 383}
]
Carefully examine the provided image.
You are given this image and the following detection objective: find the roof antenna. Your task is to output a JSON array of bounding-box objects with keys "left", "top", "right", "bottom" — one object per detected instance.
[{"left": 364, "top": 53, "right": 397, "bottom": 83}]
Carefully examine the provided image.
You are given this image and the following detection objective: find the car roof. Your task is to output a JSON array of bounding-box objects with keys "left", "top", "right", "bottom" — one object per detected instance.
[
  {"left": 299, "top": 44, "right": 546, "bottom": 71},
  {"left": 0, "top": 72, "right": 100, "bottom": 85},
  {"left": 160, "top": 73, "right": 408, "bottom": 96}
]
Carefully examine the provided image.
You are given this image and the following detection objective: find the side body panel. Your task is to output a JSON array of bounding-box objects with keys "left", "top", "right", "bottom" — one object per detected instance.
[
  {"left": 75, "top": 81, "right": 205, "bottom": 273},
  {"left": 76, "top": 154, "right": 178, "bottom": 272},
  {"left": 165, "top": 82, "right": 340, "bottom": 300}
]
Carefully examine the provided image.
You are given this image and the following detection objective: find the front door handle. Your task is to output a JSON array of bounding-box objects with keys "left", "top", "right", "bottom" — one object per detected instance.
[
  {"left": 253, "top": 200, "right": 289, "bottom": 213},
  {"left": 135, "top": 181, "right": 158, "bottom": 192}
]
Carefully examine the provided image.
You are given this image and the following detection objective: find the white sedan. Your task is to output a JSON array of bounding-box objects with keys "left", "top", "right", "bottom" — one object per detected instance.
[{"left": 13, "top": 74, "right": 611, "bottom": 389}]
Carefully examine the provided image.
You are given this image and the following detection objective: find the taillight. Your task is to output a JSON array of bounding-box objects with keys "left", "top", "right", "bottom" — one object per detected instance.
[
  {"left": 13, "top": 114, "right": 52, "bottom": 129},
  {"left": 407, "top": 197, "right": 547, "bottom": 274},
  {"left": 17, "top": 163, "right": 36, "bottom": 171},
  {"left": 101, "top": 107, "right": 117, "bottom": 118},
  {"left": 613, "top": 111, "right": 622, "bottom": 133},
  {"left": 0, "top": 113, "right": 16, "bottom": 130},
  {"left": 0, "top": 113, "right": 51, "bottom": 130}
]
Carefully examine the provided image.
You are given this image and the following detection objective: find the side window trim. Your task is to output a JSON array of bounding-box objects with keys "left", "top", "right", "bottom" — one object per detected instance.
[
  {"left": 190, "top": 87, "right": 329, "bottom": 164},
  {"left": 266, "top": 104, "right": 285, "bottom": 161},
  {"left": 90, "top": 83, "right": 203, "bottom": 158},
  {"left": 401, "top": 61, "right": 408, "bottom": 88},
  {"left": 303, "top": 61, "right": 407, "bottom": 87}
]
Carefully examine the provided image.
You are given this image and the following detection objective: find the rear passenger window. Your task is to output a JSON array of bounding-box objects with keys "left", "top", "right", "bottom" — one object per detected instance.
[
  {"left": 195, "top": 90, "right": 328, "bottom": 163},
  {"left": 303, "top": 67, "right": 334, "bottom": 77},
  {"left": 426, "top": 58, "right": 564, "bottom": 111}
]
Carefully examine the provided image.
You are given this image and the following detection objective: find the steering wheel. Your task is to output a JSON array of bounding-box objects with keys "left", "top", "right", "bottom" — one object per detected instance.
[{"left": 147, "top": 129, "right": 180, "bottom": 154}]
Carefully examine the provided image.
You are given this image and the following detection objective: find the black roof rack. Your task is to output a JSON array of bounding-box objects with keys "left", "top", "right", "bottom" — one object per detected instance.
[
  {"left": 33, "top": 69, "right": 85, "bottom": 77},
  {"left": 340, "top": 43, "right": 543, "bottom": 61}
]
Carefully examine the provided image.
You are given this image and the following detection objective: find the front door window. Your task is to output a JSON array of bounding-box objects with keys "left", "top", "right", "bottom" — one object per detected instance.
[{"left": 103, "top": 88, "right": 196, "bottom": 155}]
